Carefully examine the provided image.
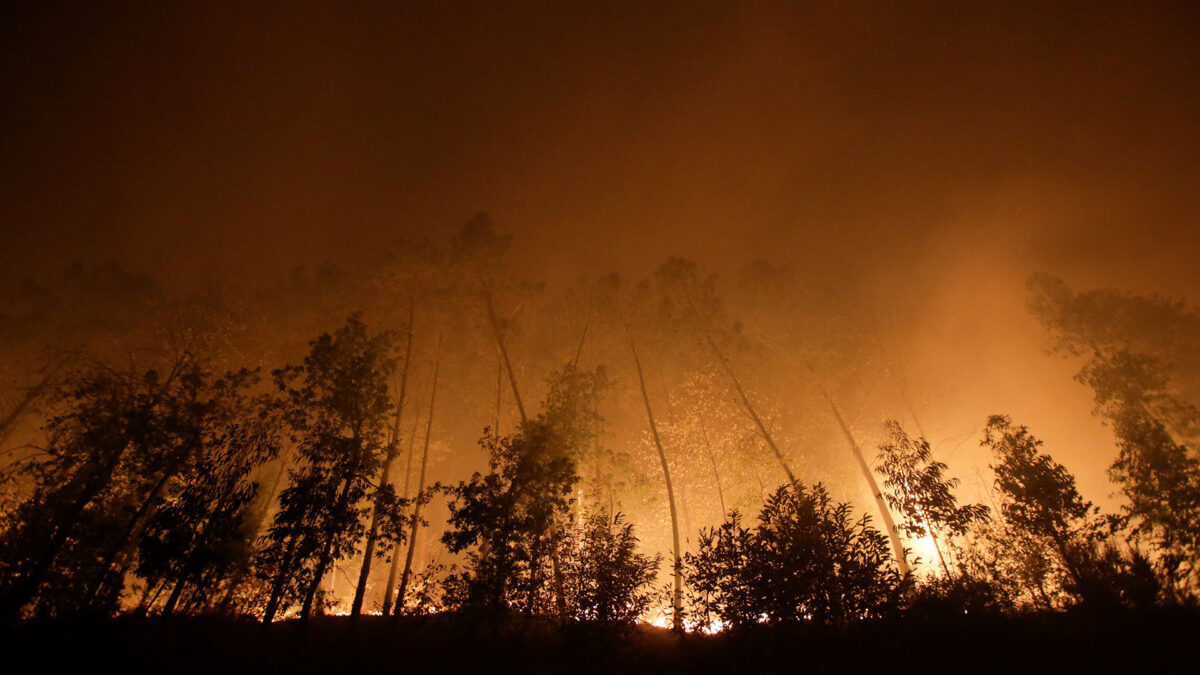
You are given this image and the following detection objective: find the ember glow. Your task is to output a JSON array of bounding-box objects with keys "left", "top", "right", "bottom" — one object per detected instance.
[{"left": 2, "top": 2, "right": 1199, "bottom": 671}]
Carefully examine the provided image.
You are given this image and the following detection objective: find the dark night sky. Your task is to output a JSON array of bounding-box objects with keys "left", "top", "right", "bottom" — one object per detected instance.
[{"left": 2, "top": 1, "right": 1199, "bottom": 498}]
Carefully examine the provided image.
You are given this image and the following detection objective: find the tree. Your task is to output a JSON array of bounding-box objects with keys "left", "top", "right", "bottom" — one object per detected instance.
[
  {"left": 875, "top": 420, "right": 990, "bottom": 577},
  {"left": 257, "top": 316, "right": 400, "bottom": 623},
  {"left": 564, "top": 508, "right": 659, "bottom": 624},
  {"left": 621, "top": 315, "right": 684, "bottom": 631},
  {"left": 350, "top": 294, "right": 415, "bottom": 618},
  {"left": 135, "top": 402, "right": 280, "bottom": 615},
  {"left": 687, "top": 482, "right": 903, "bottom": 628},
  {"left": 394, "top": 336, "right": 441, "bottom": 616},
  {"left": 981, "top": 414, "right": 1155, "bottom": 606},
  {"left": 984, "top": 415, "right": 1093, "bottom": 563},
  {"left": 0, "top": 353, "right": 272, "bottom": 620},
  {"left": 1030, "top": 275, "right": 1200, "bottom": 595},
  {"left": 1109, "top": 410, "right": 1200, "bottom": 594},
  {"left": 441, "top": 422, "right": 578, "bottom": 616}
]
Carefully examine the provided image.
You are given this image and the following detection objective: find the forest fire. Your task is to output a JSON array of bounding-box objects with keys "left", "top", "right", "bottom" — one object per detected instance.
[{"left": 2, "top": 2, "right": 1200, "bottom": 673}]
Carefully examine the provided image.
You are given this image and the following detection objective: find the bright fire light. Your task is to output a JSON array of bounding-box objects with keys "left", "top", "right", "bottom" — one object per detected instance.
[{"left": 907, "top": 532, "right": 942, "bottom": 576}]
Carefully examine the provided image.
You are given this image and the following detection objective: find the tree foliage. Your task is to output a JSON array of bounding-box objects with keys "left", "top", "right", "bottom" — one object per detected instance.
[
  {"left": 687, "top": 482, "right": 903, "bottom": 628},
  {"left": 256, "top": 315, "right": 400, "bottom": 622},
  {"left": 564, "top": 508, "right": 659, "bottom": 624},
  {"left": 875, "top": 420, "right": 989, "bottom": 577},
  {"left": 441, "top": 422, "right": 578, "bottom": 615}
]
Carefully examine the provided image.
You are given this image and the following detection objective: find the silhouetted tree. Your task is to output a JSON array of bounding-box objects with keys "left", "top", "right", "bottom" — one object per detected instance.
[
  {"left": 136, "top": 397, "right": 281, "bottom": 615},
  {"left": 395, "top": 336, "right": 441, "bottom": 616},
  {"left": 0, "top": 353, "right": 268, "bottom": 619},
  {"left": 441, "top": 422, "right": 578, "bottom": 616},
  {"left": 257, "top": 316, "right": 399, "bottom": 623},
  {"left": 564, "top": 508, "right": 659, "bottom": 624},
  {"left": 441, "top": 361, "right": 602, "bottom": 617},
  {"left": 982, "top": 415, "right": 1155, "bottom": 606},
  {"left": 1030, "top": 276, "right": 1200, "bottom": 595},
  {"left": 1109, "top": 410, "right": 1200, "bottom": 596},
  {"left": 351, "top": 294, "right": 415, "bottom": 618},
  {"left": 688, "top": 482, "right": 903, "bottom": 628},
  {"left": 875, "top": 420, "right": 990, "bottom": 577}
]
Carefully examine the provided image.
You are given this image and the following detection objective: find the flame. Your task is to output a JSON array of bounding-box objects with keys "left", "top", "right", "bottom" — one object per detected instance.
[{"left": 908, "top": 532, "right": 943, "bottom": 576}]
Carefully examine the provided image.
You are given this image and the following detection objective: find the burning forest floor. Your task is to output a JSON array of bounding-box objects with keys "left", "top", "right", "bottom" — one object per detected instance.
[{"left": 4, "top": 608, "right": 1198, "bottom": 674}]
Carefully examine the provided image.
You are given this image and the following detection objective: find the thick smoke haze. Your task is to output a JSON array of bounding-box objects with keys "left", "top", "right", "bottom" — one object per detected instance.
[{"left": 2, "top": 0, "right": 1199, "bottom": 508}]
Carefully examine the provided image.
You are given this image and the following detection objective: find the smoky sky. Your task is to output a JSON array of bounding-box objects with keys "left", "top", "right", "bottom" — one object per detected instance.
[
  {"left": 2, "top": 1, "right": 1199, "bottom": 501},
  {"left": 3, "top": 0, "right": 1198, "bottom": 291}
]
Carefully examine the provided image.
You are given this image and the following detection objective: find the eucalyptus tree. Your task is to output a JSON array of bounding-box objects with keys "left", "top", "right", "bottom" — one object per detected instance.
[
  {"left": 441, "top": 363, "right": 606, "bottom": 617},
  {"left": 350, "top": 295, "right": 415, "bottom": 618},
  {"left": 875, "top": 420, "right": 990, "bottom": 578},
  {"left": 978, "top": 415, "right": 1156, "bottom": 606},
  {"left": 441, "top": 422, "right": 578, "bottom": 616},
  {"left": 136, "top": 398, "right": 282, "bottom": 615},
  {"left": 621, "top": 314, "right": 684, "bottom": 630},
  {"left": 394, "top": 337, "right": 441, "bottom": 616},
  {"left": 0, "top": 350, "right": 270, "bottom": 620},
  {"left": 1029, "top": 275, "right": 1200, "bottom": 594},
  {"left": 687, "top": 481, "right": 902, "bottom": 628},
  {"left": 257, "top": 316, "right": 400, "bottom": 623}
]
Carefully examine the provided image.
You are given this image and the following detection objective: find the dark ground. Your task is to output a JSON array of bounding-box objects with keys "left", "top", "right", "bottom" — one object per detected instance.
[{"left": 3, "top": 608, "right": 1197, "bottom": 674}]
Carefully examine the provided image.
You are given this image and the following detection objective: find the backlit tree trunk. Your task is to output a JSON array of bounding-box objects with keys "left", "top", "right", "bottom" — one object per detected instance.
[
  {"left": 351, "top": 295, "right": 415, "bottom": 617},
  {"left": 396, "top": 338, "right": 440, "bottom": 615},
  {"left": 818, "top": 384, "right": 911, "bottom": 577},
  {"left": 624, "top": 323, "right": 684, "bottom": 631},
  {"left": 381, "top": 414, "right": 420, "bottom": 616}
]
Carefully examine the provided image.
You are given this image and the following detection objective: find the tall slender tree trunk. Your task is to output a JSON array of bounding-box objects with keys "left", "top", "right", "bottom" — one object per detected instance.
[
  {"left": 0, "top": 360, "right": 65, "bottom": 452},
  {"left": 484, "top": 286, "right": 527, "bottom": 423},
  {"left": 703, "top": 332, "right": 799, "bottom": 490},
  {"left": 927, "top": 522, "right": 953, "bottom": 579},
  {"left": 262, "top": 531, "right": 302, "bottom": 624},
  {"left": 677, "top": 285, "right": 799, "bottom": 490},
  {"left": 817, "top": 383, "right": 911, "bottom": 577},
  {"left": 162, "top": 575, "right": 189, "bottom": 616},
  {"left": 482, "top": 282, "right": 572, "bottom": 617},
  {"left": 700, "top": 427, "right": 727, "bottom": 518},
  {"left": 624, "top": 324, "right": 684, "bottom": 631},
  {"left": 2, "top": 445, "right": 127, "bottom": 621},
  {"left": 351, "top": 296, "right": 415, "bottom": 617},
  {"left": 494, "top": 358, "right": 503, "bottom": 434},
  {"left": 381, "top": 414, "right": 420, "bottom": 616},
  {"left": 85, "top": 466, "right": 179, "bottom": 606},
  {"left": 396, "top": 337, "right": 440, "bottom": 617},
  {"left": 300, "top": 478, "right": 355, "bottom": 619}
]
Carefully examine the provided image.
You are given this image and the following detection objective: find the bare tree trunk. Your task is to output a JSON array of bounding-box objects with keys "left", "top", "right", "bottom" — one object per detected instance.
[
  {"left": 381, "top": 413, "right": 420, "bottom": 616},
  {"left": 703, "top": 333, "right": 799, "bottom": 490},
  {"left": 0, "top": 360, "right": 64, "bottom": 451},
  {"left": 700, "top": 427, "right": 726, "bottom": 518},
  {"left": 817, "top": 384, "right": 911, "bottom": 577},
  {"left": 262, "top": 532, "right": 302, "bottom": 624},
  {"left": 351, "top": 295, "right": 415, "bottom": 618},
  {"left": 484, "top": 285, "right": 527, "bottom": 423},
  {"left": 493, "top": 358, "right": 503, "bottom": 435},
  {"left": 162, "top": 575, "right": 188, "bottom": 616},
  {"left": 927, "top": 521, "right": 953, "bottom": 579},
  {"left": 85, "top": 466, "right": 178, "bottom": 606},
  {"left": 300, "top": 478, "right": 355, "bottom": 620},
  {"left": 624, "top": 324, "right": 684, "bottom": 631},
  {"left": 396, "top": 337, "right": 440, "bottom": 616},
  {"left": 482, "top": 282, "right": 572, "bottom": 618}
]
